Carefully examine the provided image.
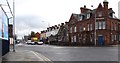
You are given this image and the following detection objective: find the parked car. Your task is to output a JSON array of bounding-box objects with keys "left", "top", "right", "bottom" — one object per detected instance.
[
  {"left": 31, "top": 41, "right": 35, "bottom": 45},
  {"left": 37, "top": 41, "right": 43, "bottom": 45},
  {"left": 26, "top": 40, "right": 31, "bottom": 45}
]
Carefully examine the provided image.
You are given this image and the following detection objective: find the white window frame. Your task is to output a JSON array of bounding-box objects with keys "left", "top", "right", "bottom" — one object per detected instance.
[
  {"left": 80, "top": 25, "right": 82, "bottom": 32},
  {"left": 79, "top": 16, "right": 83, "bottom": 21},
  {"left": 71, "top": 36, "right": 73, "bottom": 42},
  {"left": 99, "top": 22, "right": 102, "bottom": 29},
  {"left": 95, "top": 22, "right": 98, "bottom": 29},
  {"left": 87, "top": 13, "right": 90, "bottom": 19},
  {"left": 114, "top": 24, "right": 117, "bottom": 30},
  {"left": 74, "top": 36, "right": 76, "bottom": 42},
  {"left": 70, "top": 27, "right": 72, "bottom": 33},
  {"left": 90, "top": 24, "right": 92, "bottom": 31},
  {"left": 74, "top": 26, "right": 76, "bottom": 32},
  {"left": 88, "top": 24, "right": 89, "bottom": 31},
  {"left": 112, "top": 35, "right": 114, "bottom": 41},
  {"left": 115, "top": 35, "right": 116, "bottom": 40},
  {"left": 102, "top": 21, "right": 106, "bottom": 29}
]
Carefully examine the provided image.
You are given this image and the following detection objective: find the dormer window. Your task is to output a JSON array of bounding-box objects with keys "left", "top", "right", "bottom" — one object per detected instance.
[
  {"left": 87, "top": 13, "right": 90, "bottom": 19},
  {"left": 109, "top": 13, "right": 113, "bottom": 18},
  {"left": 109, "top": 13, "right": 116, "bottom": 18},
  {"left": 79, "top": 15, "right": 83, "bottom": 21}
]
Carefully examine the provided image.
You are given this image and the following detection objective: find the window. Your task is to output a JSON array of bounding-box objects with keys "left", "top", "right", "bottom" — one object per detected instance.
[
  {"left": 111, "top": 23, "right": 114, "bottom": 30},
  {"left": 71, "top": 36, "right": 73, "bottom": 42},
  {"left": 109, "top": 13, "right": 113, "bottom": 18},
  {"left": 74, "top": 36, "right": 76, "bottom": 42},
  {"left": 112, "top": 35, "right": 114, "bottom": 41},
  {"left": 114, "top": 24, "right": 117, "bottom": 30},
  {"left": 88, "top": 24, "right": 90, "bottom": 31},
  {"left": 79, "top": 15, "right": 83, "bottom": 21},
  {"left": 87, "top": 13, "right": 90, "bottom": 19},
  {"left": 95, "top": 22, "right": 98, "bottom": 29},
  {"left": 99, "top": 22, "right": 102, "bottom": 29},
  {"left": 102, "top": 21, "right": 106, "bottom": 29},
  {"left": 90, "top": 24, "right": 92, "bottom": 31},
  {"left": 115, "top": 35, "right": 116, "bottom": 40},
  {"left": 70, "top": 27, "right": 72, "bottom": 33},
  {"left": 96, "top": 21, "right": 105, "bottom": 30},
  {"left": 80, "top": 25, "right": 82, "bottom": 32},
  {"left": 74, "top": 26, "right": 76, "bottom": 32}
]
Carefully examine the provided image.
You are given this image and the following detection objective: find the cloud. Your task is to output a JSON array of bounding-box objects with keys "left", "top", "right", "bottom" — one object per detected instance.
[{"left": 15, "top": 15, "right": 49, "bottom": 38}]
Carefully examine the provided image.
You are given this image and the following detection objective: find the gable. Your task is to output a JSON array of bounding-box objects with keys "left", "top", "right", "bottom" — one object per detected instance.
[{"left": 69, "top": 14, "right": 78, "bottom": 25}]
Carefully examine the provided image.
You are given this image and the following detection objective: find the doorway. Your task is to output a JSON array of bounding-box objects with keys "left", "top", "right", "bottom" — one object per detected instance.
[{"left": 98, "top": 35, "right": 103, "bottom": 46}]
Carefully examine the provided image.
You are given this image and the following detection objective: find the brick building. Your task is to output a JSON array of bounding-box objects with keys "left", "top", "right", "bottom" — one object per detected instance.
[{"left": 68, "top": 0, "right": 120, "bottom": 46}]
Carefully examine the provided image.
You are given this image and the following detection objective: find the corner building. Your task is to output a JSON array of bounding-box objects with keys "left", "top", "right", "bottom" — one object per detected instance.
[{"left": 68, "top": 0, "right": 120, "bottom": 46}]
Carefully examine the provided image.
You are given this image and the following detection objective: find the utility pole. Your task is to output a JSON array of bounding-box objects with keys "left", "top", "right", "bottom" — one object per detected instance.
[
  {"left": 13, "top": 0, "right": 15, "bottom": 52},
  {"left": 94, "top": 10, "right": 96, "bottom": 46},
  {"left": 91, "top": 5, "right": 97, "bottom": 46}
]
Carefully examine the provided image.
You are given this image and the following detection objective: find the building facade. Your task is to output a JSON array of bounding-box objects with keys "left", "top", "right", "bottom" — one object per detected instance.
[
  {"left": 68, "top": 0, "right": 120, "bottom": 46},
  {"left": 57, "top": 22, "right": 69, "bottom": 45},
  {"left": 41, "top": 0, "right": 120, "bottom": 46}
]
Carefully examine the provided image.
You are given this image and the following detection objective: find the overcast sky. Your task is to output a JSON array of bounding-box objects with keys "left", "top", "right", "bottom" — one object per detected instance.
[{"left": 0, "top": 0, "right": 120, "bottom": 39}]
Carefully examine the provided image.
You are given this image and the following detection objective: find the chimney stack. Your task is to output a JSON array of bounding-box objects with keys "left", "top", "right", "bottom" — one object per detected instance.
[{"left": 103, "top": 0, "right": 108, "bottom": 9}]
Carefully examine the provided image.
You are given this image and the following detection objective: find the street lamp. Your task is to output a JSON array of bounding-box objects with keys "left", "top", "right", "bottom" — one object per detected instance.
[
  {"left": 94, "top": 10, "right": 97, "bottom": 46},
  {"left": 12, "top": 0, "right": 15, "bottom": 52},
  {"left": 91, "top": 5, "right": 97, "bottom": 46}
]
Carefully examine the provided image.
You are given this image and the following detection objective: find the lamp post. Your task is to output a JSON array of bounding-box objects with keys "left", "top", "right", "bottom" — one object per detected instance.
[
  {"left": 94, "top": 11, "right": 96, "bottom": 46},
  {"left": 13, "top": 0, "right": 15, "bottom": 52},
  {"left": 91, "top": 5, "right": 97, "bottom": 46}
]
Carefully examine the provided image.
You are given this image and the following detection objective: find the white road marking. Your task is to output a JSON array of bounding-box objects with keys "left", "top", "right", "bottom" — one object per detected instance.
[
  {"left": 30, "top": 51, "right": 44, "bottom": 61},
  {"left": 31, "top": 51, "right": 54, "bottom": 63},
  {"left": 56, "top": 53, "right": 68, "bottom": 54}
]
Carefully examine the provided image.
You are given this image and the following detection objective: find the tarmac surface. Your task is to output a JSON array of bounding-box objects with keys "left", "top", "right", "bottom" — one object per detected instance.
[{"left": 1, "top": 43, "right": 120, "bottom": 63}]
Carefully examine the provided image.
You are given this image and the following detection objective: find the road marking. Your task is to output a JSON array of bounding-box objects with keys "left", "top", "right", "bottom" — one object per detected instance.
[
  {"left": 53, "top": 47, "right": 65, "bottom": 48},
  {"left": 30, "top": 51, "right": 44, "bottom": 61},
  {"left": 31, "top": 51, "right": 54, "bottom": 63},
  {"left": 56, "top": 53, "right": 68, "bottom": 54}
]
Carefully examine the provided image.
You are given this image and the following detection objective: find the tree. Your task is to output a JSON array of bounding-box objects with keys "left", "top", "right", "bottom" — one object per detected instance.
[{"left": 31, "top": 31, "right": 36, "bottom": 37}]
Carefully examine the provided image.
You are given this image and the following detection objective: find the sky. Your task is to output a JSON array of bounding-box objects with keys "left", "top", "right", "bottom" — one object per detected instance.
[{"left": 0, "top": 0, "right": 120, "bottom": 39}]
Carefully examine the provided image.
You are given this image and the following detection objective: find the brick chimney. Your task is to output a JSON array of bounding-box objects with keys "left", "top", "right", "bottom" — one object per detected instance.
[
  {"left": 103, "top": 0, "right": 109, "bottom": 17},
  {"left": 103, "top": 0, "right": 108, "bottom": 9},
  {"left": 65, "top": 22, "right": 68, "bottom": 25},
  {"left": 80, "top": 5, "right": 90, "bottom": 13}
]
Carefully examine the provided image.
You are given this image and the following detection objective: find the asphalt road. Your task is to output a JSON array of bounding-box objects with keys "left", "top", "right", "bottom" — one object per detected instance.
[{"left": 15, "top": 43, "right": 119, "bottom": 62}]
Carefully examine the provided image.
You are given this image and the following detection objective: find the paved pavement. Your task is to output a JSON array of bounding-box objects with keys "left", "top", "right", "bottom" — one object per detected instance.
[{"left": 2, "top": 43, "right": 53, "bottom": 63}]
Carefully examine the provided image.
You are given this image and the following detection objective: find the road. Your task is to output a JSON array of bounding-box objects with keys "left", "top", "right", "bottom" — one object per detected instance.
[{"left": 15, "top": 43, "right": 119, "bottom": 62}]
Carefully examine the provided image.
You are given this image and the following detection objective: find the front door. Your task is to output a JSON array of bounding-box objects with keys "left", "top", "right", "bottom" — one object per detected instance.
[{"left": 98, "top": 36, "right": 103, "bottom": 46}]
